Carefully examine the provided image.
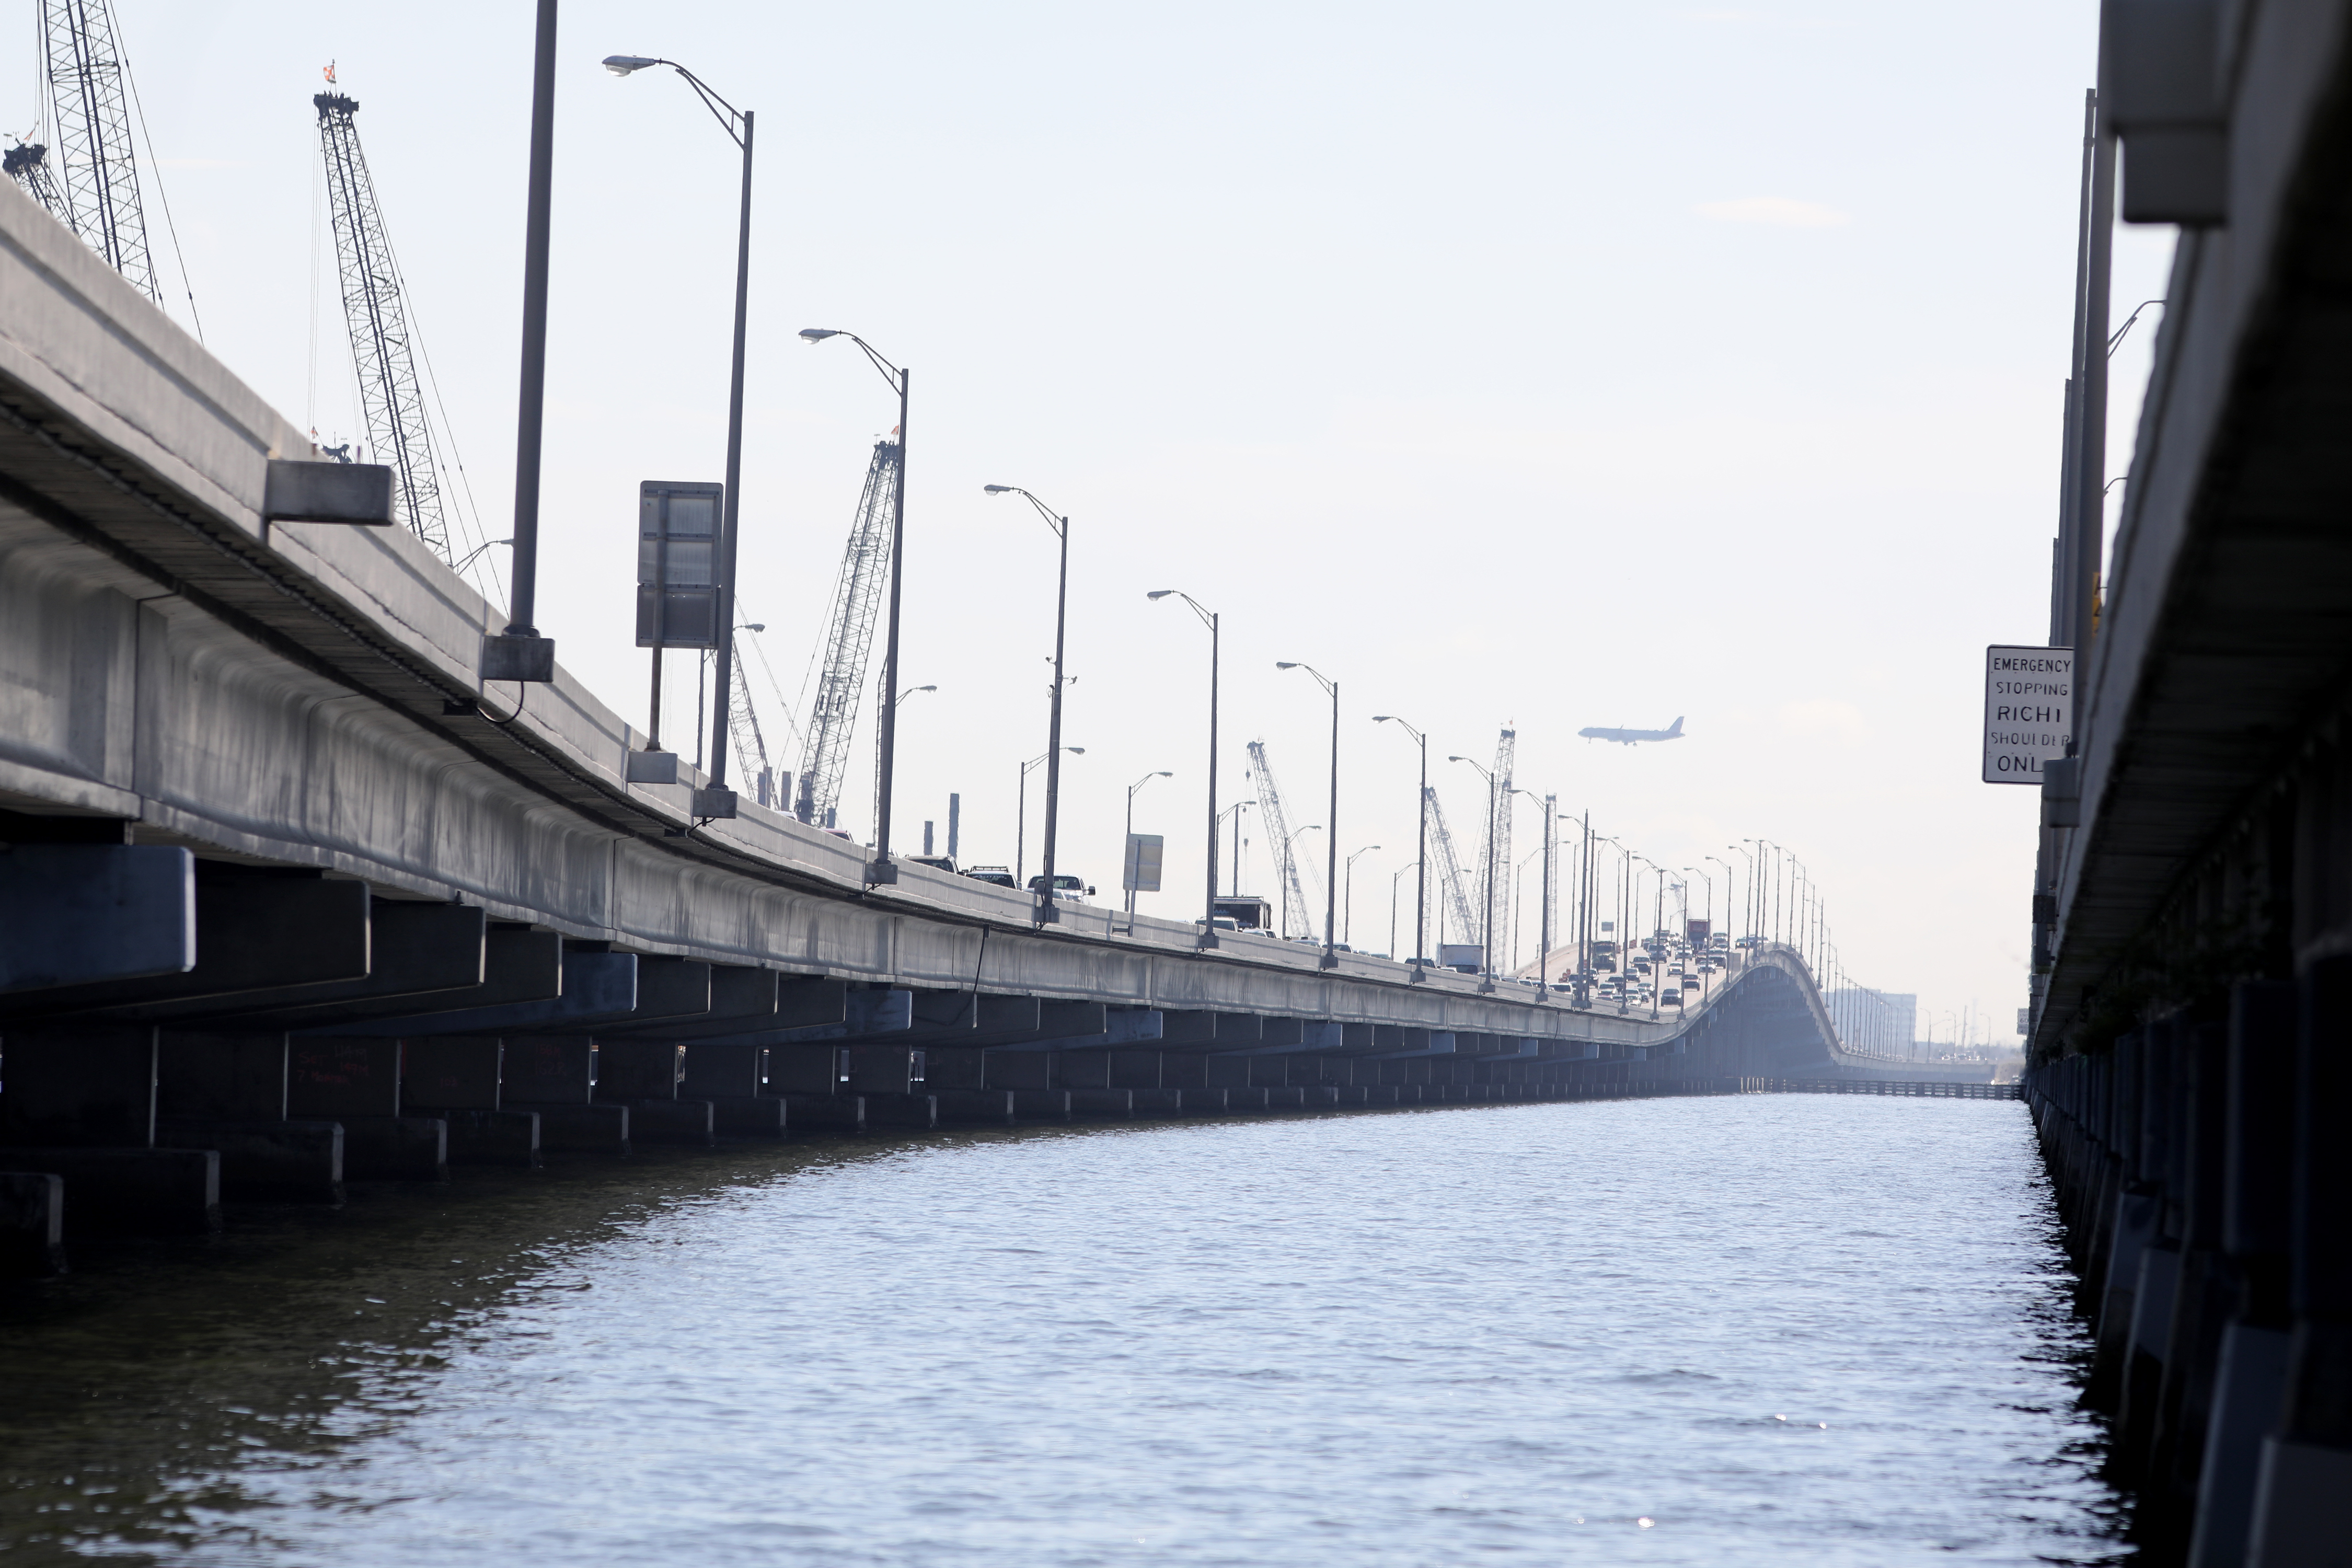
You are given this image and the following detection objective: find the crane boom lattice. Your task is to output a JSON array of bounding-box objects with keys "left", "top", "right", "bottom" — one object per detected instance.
[
  {"left": 793, "top": 439, "right": 901, "bottom": 826},
  {"left": 728, "top": 634, "right": 774, "bottom": 809},
  {"left": 1424, "top": 786, "right": 1478, "bottom": 948},
  {"left": 315, "top": 93, "right": 450, "bottom": 559},
  {"left": 40, "top": 0, "right": 155, "bottom": 301},
  {"left": 1487, "top": 726, "right": 1516, "bottom": 965},
  {"left": 1246, "top": 740, "right": 1316, "bottom": 940}
]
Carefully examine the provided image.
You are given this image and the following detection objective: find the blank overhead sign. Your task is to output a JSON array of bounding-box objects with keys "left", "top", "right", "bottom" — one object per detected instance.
[{"left": 1982, "top": 645, "right": 2073, "bottom": 784}]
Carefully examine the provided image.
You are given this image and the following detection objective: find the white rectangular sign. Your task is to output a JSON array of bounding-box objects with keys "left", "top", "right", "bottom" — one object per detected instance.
[
  {"left": 1123, "top": 833, "right": 1164, "bottom": 893},
  {"left": 1982, "top": 645, "right": 2074, "bottom": 784}
]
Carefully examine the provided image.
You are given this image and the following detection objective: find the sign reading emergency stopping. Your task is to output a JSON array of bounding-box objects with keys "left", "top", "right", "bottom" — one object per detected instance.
[{"left": 1982, "top": 645, "right": 2073, "bottom": 784}]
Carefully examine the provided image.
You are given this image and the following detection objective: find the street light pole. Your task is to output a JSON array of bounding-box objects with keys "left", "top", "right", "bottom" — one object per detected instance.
[
  {"left": 1726, "top": 844, "right": 1755, "bottom": 958},
  {"left": 1371, "top": 716, "right": 1429, "bottom": 978},
  {"left": 1503, "top": 786, "right": 1547, "bottom": 998},
  {"left": 1390, "top": 860, "right": 1419, "bottom": 961},
  {"left": 1124, "top": 770, "right": 1173, "bottom": 926},
  {"left": 986, "top": 486, "right": 1071, "bottom": 924},
  {"left": 1216, "top": 800, "right": 1255, "bottom": 897},
  {"left": 1278, "top": 662, "right": 1342, "bottom": 969},
  {"left": 1150, "top": 591, "right": 1220, "bottom": 948},
  {"left": 801, "top": 329, "right": 909, "bottom": 881},
  {"left": 604, "top": 53, "right": 753, "bottom": 817},
  {"left": 1344, "top": 844, "right": 1380, "bottom": 950},
  {"left": 1016, "top": 745, "right": 1082, "bottom": 887}
]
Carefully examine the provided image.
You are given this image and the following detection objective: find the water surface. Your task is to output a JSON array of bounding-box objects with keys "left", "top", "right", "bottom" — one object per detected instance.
[{"left": 0, "top": 1095, "right": 2125, "bottom": 1564}]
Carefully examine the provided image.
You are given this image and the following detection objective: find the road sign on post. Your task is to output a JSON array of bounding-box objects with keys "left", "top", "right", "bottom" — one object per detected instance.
[
  {"left": 1981, "top": 645, "right": 2074, "bottom": 783},
  {"left": 636, "top": 481, "right": 723, "bottom": 649},
  {"left": 1123, "top": 833, "right": 1164, "bottom": 893}
]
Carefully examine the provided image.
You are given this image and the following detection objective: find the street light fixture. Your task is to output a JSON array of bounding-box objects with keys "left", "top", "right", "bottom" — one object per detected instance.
[
  {"left": 1371, "top": 716, "right": 1429, "bottom": 979},
  {"left": 1448, "top": 754, "right": 1497, "bottom": 991},
  {"left": 896, "top": 684, "right": 937, "bottom": 706},
  {"left": 1124, "top": 769, "right": 1174, "bottom": 927},
  {"left": 605, "top": 51, "right": 755, "bottom": 821},
  {"left": 802, "top": 327, "right": 912, "bottom": 883},
  {"left": 1277, "top": 662, "right": 1342, "bottom": 969},
  {"left": 1150, "top": 590, "right": 1221, "bottom": 948},
  {"left": 987, "top": 485, "right": 1073, "bottom": 924}
]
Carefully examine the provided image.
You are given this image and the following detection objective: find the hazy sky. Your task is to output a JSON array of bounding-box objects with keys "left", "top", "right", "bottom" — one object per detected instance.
[{"left": 52, "top": 1, "right": 2172, "bottom": 1047}]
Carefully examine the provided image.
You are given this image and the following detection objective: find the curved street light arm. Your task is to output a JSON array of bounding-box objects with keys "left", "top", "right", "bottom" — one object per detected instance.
[
  {"left": 1148, "top": 588, "right": 1216, "bottom": 631},
  {"left": 1276, "top": 660, "right": 1335, "bottom": 697},
  {"left": 610, "top": 57, "right": 746, "bottom": 145},
  {"left": 985, "top": 484, "right": 1066, "bottom": 538}
]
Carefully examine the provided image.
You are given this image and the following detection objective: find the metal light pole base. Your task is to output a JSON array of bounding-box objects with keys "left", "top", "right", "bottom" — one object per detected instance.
[
  {"left": 690, "top": 787, "right": 737, "bottom": 818},
  {"left": 864, "top": 859, "right": 898, "bottom": 885},
  {"left": 1318, "top": 951, "right": 1339, "bottom": 970},
  {"left": 626, "top": 750, "right": 681, "bottom": 785},
  {"left": 1408, "top": 962, "right": 1428, "bottom": 984},
  {"left": 1033, "top": 900, "right": 1060, "bottom": 926},
  {"left": 1477, "top": 979, "right": 1496, "bottom": 994},
  {"left": 1196, "top": 931, "right": 1219, "bottom": 951},
  {"left": 480, "top": 632, "right": 556, "bottom": 684}
]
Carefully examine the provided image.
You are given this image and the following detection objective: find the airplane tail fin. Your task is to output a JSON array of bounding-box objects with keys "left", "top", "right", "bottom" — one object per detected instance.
[{"left": 1667, "top": 716, "right": 1685, "bottom": 737}]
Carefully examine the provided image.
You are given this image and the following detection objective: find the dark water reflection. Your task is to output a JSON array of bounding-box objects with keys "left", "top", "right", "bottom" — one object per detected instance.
[{"left": 0, "top": 1097, "right": 2127, "bottom": 1565}]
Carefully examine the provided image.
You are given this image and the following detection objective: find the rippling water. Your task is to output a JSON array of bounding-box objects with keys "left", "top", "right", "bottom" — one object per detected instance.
[{"left": 0, "top": 1096, "right": 2126, "bottom": 1565}]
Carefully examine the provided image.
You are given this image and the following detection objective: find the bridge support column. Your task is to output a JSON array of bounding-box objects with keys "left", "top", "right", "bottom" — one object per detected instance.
[
  {"left": 156, "top": 1063, "right": 344, "bottom": 1203},
  {"left": 0, "top": 1172, "right": 64, "bottom": 1277},
  {"left": 286, "top": 1037, "right": 445, "bottom": 1180},
  {"left": 1054, "top": 1053, "right": 1133, "bottom": 1118},
  {"left": 501, "top": 1036, "right": 630, "bottom": 1154},
  {"left": 395, "top": 1037, "right": 538, "bottom": 1166},
  {"left": 2185, "top": 982, "right": 2296, "bottom": 1568},
  {"left": 0, "top": 1027, "right": 224, "bottom": 1233},
  {"left": 0, "top": 1025, "right": 157, "bottom": 1146},
  {"left": 679, "top": 1043, "right": 785, "bottom": 1137},
  {"left": 1108, "top": 1051, "right": 1162, "bottom": 1090},
  {"left": 596, "top": 1040, "right": 712, "bottom": 1146},
  {"left": 0, "top": 1148, "right": 217, "bottom": 1236},
  {"left": 2245, "top": 955, "right": 2352, "bottom": 1566},
  {"left": 934, "top": 1089, "right": 1015, "bottom": 1124}
]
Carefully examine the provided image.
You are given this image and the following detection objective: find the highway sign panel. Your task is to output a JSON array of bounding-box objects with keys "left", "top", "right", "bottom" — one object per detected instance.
[
  {"left": 1982, "top": 645, "right": 2073, "bottom": 784},
  {"left": 1123, "top": 833, "right": 1164, "bottom": 893}
]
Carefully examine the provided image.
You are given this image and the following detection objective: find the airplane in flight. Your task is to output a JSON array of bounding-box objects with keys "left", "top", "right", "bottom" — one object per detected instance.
[{"left": 1578, "top": 716, "right": 1686, "bottom": 746}]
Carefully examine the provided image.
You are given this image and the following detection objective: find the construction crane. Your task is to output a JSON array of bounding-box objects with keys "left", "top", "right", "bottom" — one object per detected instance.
[
  {"left": 1486, "top": 727, "right": 1516, "bottom": 959},
  {"left": 30, "top": 0, "right": 158, "bottom": 302},
  {"left": 727, "top": 635, "right": 775, "bottom": 809},
  {"left": 314, "top": 90, "right": 451, "bottom": 560},
  {"left": 793, "top": 437, "right": 901, "bottom": 827},
  {"left": 1424, "top": 786, "right": 1479, "bottom": 951},
  {"left": 1246, "top": 739, "right": 1316, "bottom": 939}
]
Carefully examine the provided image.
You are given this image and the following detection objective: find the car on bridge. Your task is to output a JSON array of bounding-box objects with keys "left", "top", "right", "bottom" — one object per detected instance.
[
  {"left": 963, "top": 865, "right": 1018, "bottom": 889},
  {"left": 1028, "top": 873, "right": 1098, "bottom": 902}
]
